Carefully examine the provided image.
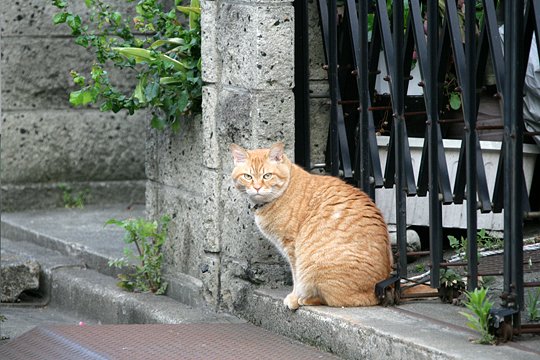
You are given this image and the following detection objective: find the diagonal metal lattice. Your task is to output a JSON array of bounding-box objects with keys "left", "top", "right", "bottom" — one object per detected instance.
[{"left": 307, "top": 0, "right": 539, "bottom": 334}]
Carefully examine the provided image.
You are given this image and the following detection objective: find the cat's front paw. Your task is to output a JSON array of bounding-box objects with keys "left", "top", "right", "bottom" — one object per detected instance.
[{"left": 283, "top": 293, "right": 299, "bottom": 311}]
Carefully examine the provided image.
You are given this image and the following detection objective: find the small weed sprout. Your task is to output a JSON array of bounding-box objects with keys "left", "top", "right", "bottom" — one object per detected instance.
[
  {"left": 438, "top": 268, "right": 465, "bottom": 303},
  {"left": 106, "top": 215, "right": 170, "bottom": 294},
  {"left": 478, "top": 275, "right": 495, "bottom": 288},
  {"left": 476, "top": 229, "right": 503, "bottom": 250},
  {"left": 460, "top": 287, "right": 495, "bottom": 344},
  {"left": 448, "top": 229, "right": 503, "bottom": 259},
  {"left": 440, "top": 268, "right": 465, "bottom": 289},
  {"left": 526, "top": 288, "right": 540, "bottom": 322},
  {"left": 58, "top": 184, "right": 90, "bottom": 208}
]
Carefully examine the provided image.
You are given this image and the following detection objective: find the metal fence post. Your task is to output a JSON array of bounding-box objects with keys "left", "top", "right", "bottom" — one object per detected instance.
[
  {"left": 392, "top": 0, "right": 408, "bottom": 278},
  {"left": 503, "top": 0, "right": 524, "bottom": 328},
  {"left": 328, "top": 0, "right": 339, "bottom": 176},
  {"left": 464, "top": 0, "right": 479, "bottom": 291},
  {"left": 427, "top": 0, "right": 443, "bottom": 289},
  {"left": 294, "top": 0, "right": 311, "bottom": 169}
]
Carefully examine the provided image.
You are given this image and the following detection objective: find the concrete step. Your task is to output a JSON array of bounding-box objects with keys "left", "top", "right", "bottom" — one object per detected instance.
[
  {"left": 3, "top": 205, "right": 540, "bottom": 359},
  {"left": 0, "top": 207, "right": 339, "bottom": 359},
  {"left": 1, "top": 205, "right": 207, "bottom": 307},
  {"left": 0, "top": 205, "right": 243, "bottom": 339},
  {"left": 1, "top": 205, "right": 146, "bottom": 278},
  {"left": 241, "top": 288, "right": 540, "bottom": 360},
  {"left": 0, "top": 238, "right": 241, "bottom": 330}
]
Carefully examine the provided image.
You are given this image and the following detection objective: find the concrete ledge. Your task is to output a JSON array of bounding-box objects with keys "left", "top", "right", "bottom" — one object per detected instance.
[
  {"left": 0, "top": 238, "right": 241, "bottom": 327},
  {"left": 0, "top": 205, "right": 206, "bottom": 308},
  {"left": 240, "top": 288, "right": 539, "bottom": 360},
  {"left": 3, "top": 206, "right": 540, "bottom": 359},
  {"left": 1, "top": 180, "right": 145, "bottom": 212},
  {"left": 50, "top": 267, "right": 240, "bottom": 325}
]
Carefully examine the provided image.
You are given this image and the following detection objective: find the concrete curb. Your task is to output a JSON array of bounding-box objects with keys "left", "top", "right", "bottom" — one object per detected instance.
[
  {"left": 1, "top": 207, "right": 207, "bottom": 307},
  {"left": 1, "top": 220, "right": 118, "bottom": 277},
  {"left": 48, "top": 266, "right": 241, "bottom": 325},
  {"left": 239, "top": 288, "right": 539, "bottom": 360},
  {"left": 1, "top": 238, "right": 242, "bottom": 328},
  {"left": 3, "top": 207, "right": 540, "bottom": 359}
]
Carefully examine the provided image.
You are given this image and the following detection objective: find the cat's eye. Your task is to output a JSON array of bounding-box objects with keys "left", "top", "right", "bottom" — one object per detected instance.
[
  {"left": 263, "top": 173, "right": 273, "bottom": 180},
  {"left": 243, "top": 174, "right": 253, "bottom": 180}
]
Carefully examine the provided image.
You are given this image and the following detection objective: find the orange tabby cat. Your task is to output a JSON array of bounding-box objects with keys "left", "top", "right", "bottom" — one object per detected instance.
[{"left": 230, "top": 142, "right": 392, "bottom": 309}]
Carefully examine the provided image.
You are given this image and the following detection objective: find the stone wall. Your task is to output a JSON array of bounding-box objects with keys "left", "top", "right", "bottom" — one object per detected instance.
[
  {"left": 147, "top": 0, "right": 297, "bottom": 311},
  {"left": 1, "top": 1, "right": 146, "bottom": 211}
]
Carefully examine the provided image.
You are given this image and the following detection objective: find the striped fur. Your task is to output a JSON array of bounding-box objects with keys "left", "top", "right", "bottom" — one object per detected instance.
[{"left": 230, "top": 143, "right": 392, "bottom": 309}]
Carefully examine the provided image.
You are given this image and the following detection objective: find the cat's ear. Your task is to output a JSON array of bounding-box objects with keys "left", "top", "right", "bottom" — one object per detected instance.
[
  {"left": 268, "top": 142, "right": 285, "bottom": 163},
  {"left": 230, "top": 144, "right": 249, "bottom": 165}
]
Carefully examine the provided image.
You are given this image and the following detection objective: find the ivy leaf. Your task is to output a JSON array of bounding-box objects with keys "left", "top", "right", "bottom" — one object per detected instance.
[
  {"left": 170, "top": 118, "right": 181, "bottom": 132},
  {"left": 111, "top": 11, "right": 122, "bottom": 26},
  {"left": 75, "top": 36, "right": 89, "bottom": 47},
  {"left": 71, "top": 73, "right": 85, "bottom": 86},
  {"left": 151, "top": 116, "right": 166, "bottom": 130},
  {"left": 53, "top": 12, "right": 69, "bottom": 24},
  {"left": 177, "top": 91, "right": 189, "bottom": 113},
  {"left": 52, "top": 0, "right": 67, "bottom": 9},
  {"left": 449, "top": 92, "right": 461, "bottom": 110},
  {"left": 69, "top": 88, "right": 97, "bottom": 106},
  {"left": 105, "top": 218, "right": 124, "bottom": 227},
  {"left": 66, "top": 14, "right": 81, "bottom": 29},
  {"left": 144, "top": 80, "right": 159, "bottom": 102}
]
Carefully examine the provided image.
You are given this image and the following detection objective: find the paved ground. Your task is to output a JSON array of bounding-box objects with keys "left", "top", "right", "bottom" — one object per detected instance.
[
  {"left": 1, "top": 204, "right": 540, "bottom": 359},
  {"left": 0, "top": 306, "right": 97, "bottom": 341},
  {"left": 0, "top": 323, "right": 340, "bottom": 360},
  {"left": 0, "top": 205, "right": 339, "bottom": 359}
]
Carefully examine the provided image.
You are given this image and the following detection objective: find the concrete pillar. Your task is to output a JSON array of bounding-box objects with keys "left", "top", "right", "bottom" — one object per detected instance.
[{"left": 147, "top": 0, "right": 295, "bottom": 311}]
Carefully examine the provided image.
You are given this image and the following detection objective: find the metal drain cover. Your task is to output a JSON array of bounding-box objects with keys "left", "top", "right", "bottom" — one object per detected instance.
[{"left": 0, "top": 323, "right": 339, "bottom": 359}]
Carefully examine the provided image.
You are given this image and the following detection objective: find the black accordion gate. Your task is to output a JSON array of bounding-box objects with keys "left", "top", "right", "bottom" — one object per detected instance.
[{"left": 294, "top": 0, "right": 540, "bottom": 337}]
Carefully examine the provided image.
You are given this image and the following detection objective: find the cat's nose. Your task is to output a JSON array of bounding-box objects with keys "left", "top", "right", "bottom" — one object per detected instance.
[{"left": 253, "top": 184, "right": 262, "bottom": 192}]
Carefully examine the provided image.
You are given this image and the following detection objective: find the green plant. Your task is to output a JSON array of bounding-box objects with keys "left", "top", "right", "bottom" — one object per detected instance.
[
  {"left": 439, "top": 268, "right": 465, "bottom": 289},
  {"left": 448, "top": 234, "right": 467, "bottom": 255},
  {"left": 438, "top": 268, "right": 465, "bottom": 303},
  {"left": 478, "top": 275, "right": 495, "bottom": 288},
  {"left": 51, "top": 0, "right": 202, "bottom": 131},
  {"left": 526, "top": 288, "right": 540, "bottom": 322},
  {"left": 448, "top": 229, "right": 503, "bottom": 257},
  {"left": 415, "top": 263, "right": 426, "bottom": 273},
  {"left": 460, "top": 287, "right": 495, "bottom": 344},
  {"left": 476, "top": 228, "right": 503, "bottom": 250},
  {"left": 442, "top": 72, "right": 462, "bottom": 111},
  {"left": 106, "top": 215, "right": 170, "bottom": 294},
  {"left": 58, "top": 184, "right": 90, "bottom": 208}
]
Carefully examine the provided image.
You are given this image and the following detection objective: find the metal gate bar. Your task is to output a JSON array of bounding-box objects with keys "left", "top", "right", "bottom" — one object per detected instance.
[
  {"left": 318, "top": 0, "right": 353, "bottom": 177},
  {"left": 426, "top": 0, "right": 443, "bottom": 289},
  {"left": 294, "top": 0, "right": 311, "bottom": 170},
  {"left": 464, "top": 0, "right": 479, "bottom": 290},
  {"left": 503, "top": 0, "right": 525, "bottom": 331}
]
